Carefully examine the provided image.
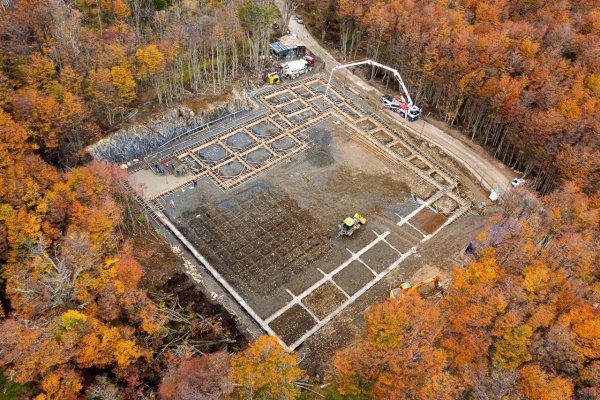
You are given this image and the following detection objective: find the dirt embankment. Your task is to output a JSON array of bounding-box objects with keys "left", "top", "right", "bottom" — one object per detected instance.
[{"left": 88, "top": 90, "right": 253, "bottom": 164}]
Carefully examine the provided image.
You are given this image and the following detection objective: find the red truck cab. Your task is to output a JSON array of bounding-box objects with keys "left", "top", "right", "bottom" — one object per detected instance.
[{"left": 304, "top": 55, "right": 315, "bottom": 67}]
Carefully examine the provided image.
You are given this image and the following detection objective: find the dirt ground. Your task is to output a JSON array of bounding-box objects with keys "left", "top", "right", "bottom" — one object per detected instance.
[
  {"left": 296, "top": 210, "right": 494, "bottom": 380},
  {"left": 410, "top": 208, "right": 448, "bottom": 234},
  {"left": 159, "top": 117, "right": 437, "bottom": 340}
]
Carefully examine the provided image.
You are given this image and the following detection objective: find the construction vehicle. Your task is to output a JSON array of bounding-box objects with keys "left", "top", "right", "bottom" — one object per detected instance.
[
  {"left": 336, "top": 213, "right": 367, "bottom": 237},
  {"left": 390, "top": 276, "right": 441, "bottom": 299},
  {"left": 326, "top": 58, "right": 422, "bottom": 121},
  {"left": 280, "top": 59, "right": 311, "bottom": 79},
  {"left": 268, "top": 72, "right": 281, "bottom": 85},
  {"left": 381, "top": 94, "right": 421, "bottom": 121},
  {"left": 304, "top": 54, "right": 315, "bottom": 67}
]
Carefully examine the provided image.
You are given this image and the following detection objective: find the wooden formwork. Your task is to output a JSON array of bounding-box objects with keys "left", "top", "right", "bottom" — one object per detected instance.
[
  {"left": 222, "top": 141, "right": 310, "bottom": 190},
  {"left": 275, "top": 97, "right": 310, "bottom": 113},
  {"left": 147, "top": 77, "right": 467, "bottom": 211},
  {"left": 263, "top": 89, "right": 297, "bottom": 105}
]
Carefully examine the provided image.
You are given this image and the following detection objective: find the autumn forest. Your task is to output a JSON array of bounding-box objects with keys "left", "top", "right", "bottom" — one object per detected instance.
[
  {"left": 0, "top": 0, "right": 598, "bottom": 399},
  {"left": 304, "top": 0, "right": 599, "bottom": 194}
]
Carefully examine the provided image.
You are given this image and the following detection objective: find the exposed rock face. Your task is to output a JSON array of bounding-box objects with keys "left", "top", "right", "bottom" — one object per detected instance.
[{"left": 88, "top": 92, "right": 251, "bottom": 163}]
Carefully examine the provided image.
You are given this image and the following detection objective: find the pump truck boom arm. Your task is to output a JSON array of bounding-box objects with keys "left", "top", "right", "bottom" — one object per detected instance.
[{"left": 326, "top": 58, "right": 414, "bottom": 105}]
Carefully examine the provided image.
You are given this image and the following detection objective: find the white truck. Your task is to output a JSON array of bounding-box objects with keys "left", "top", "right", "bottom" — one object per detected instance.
[
  {"left": 382, "top": 94, "right": 422, "bottom": 121},
  {"left": 326, "top": 58, "right": 422, "bottom": 121},
  {"left": 280, "top": 59, "right": 311, "bottom": 79}
]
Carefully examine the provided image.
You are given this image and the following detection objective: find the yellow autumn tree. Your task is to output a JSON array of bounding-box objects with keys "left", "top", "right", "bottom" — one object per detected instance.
[
  {"left": 522, "top": 264, "right": 566, "bottom": 301},
  {"left": 231, "top": 336, "right": 305, "bottom": 400},
  {"left": 135, "top": 44, "right": 165, "bottom": 79},
  {"left": 22, "top": 53, "right": 56, "bottom": 93},
  {"left": 492, "top": 324, "right": 533, "bottom": 369},
  {"left": 113, "top": 0, "right": 131, "bottom": 18},
  {"left": 111, "top": 65, "right": 136, "bottom": 105},
  {"left": 59, "top": 310, "right": 88, "bottom": 332}
]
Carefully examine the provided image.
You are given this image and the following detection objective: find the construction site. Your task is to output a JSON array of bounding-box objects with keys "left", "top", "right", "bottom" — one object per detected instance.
[{"left": 128, "top": 70, "right": 487, "bottom": 359}]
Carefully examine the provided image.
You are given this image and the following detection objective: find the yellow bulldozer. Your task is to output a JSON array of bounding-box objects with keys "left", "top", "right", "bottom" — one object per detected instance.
[
  {"left": 336, "top": 213, "right": 367, "bottom": 237},
  {"left": 390, "top": 276, "right": 442, "bottom": 299}
]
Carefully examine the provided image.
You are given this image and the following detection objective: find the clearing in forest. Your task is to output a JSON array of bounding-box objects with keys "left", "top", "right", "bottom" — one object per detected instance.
[{"left": 129, "top": 75, "right": 471, "bottom": 349}]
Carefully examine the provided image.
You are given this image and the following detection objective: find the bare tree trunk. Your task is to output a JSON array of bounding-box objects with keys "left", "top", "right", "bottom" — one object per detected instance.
[
  {"left": 95, "top": 0, "right": 103, "bottom": 36},
  {"left": 281, "top": 0, "right": 297, "bottom": 32}
]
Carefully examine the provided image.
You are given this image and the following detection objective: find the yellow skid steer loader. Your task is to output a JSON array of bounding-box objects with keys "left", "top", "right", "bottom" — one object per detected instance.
[{"left": 336, "top": 213, "right": 366, "bottom": 237}]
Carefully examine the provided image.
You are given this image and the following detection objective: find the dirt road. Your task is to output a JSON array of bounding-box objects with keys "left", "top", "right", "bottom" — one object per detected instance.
[{"left": 278, "top": 5, "right": 515, "bottom": 193}]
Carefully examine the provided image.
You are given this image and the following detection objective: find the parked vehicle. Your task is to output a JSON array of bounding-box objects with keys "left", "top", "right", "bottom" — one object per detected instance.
[
  {"left": 280, "top": 59, "right": 311, "bottom": 79},
  {"left": 512, "top": 178, "right": 526, "bottom": 187},
  {"left": 267, "top": 72, "right": 281, "bottom": 85},
  {"left": 381, "top": 94, "right": 421, "bottom": 121},
  {"left": 304, "top": 54, "right": 315, "bottom": 67}
]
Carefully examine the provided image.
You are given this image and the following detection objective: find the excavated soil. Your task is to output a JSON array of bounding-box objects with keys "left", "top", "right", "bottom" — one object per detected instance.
[{"left": 409, "top": 208, "right": 448, "bottom": 235}]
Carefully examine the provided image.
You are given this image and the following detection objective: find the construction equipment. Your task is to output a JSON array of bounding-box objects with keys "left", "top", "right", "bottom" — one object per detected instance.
[
  {"left": 326, "top": 58, "right": 422, "bottom": 121},
  {"left": 336, "top": 213, "right": 367, "bottom": 237},
  {"left": 390, "top": 276, "right": 441, "bottom": 299},
  {"left": 280, "top": 59, "right": 311, "bottom": 79},
  {"left": 304, "top": 54, "right": 315, "bottom": 67},
  {"left": 381, "top": 94, "right": 421, "bottom": 121},
  {"left": 268, "top": 72, "right": 281, "bottom": 85}
]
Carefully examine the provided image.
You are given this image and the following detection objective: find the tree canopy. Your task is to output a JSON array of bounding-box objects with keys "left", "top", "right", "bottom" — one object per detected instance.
[{"left": 334, "top": 187, "right": 599, "bottom": 399}]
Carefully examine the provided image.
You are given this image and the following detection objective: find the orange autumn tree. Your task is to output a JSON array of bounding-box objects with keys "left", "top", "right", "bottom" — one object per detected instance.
[
  {"left": 0, "top": 109, "right": 34, "bottom": 170},
  {"left": 335, "top": 294, "right": 462, "bottom": 399},
  {"left": 519, "top": 364, "right": 574, "bottom": 400},
  {"left": 231, "top": 336, "right": 305, "bottom": 399}
]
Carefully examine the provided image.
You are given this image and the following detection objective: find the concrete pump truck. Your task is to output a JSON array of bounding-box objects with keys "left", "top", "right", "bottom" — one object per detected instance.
[{"left": 325, "top": 58, "right": 422, "bottom": 121}]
